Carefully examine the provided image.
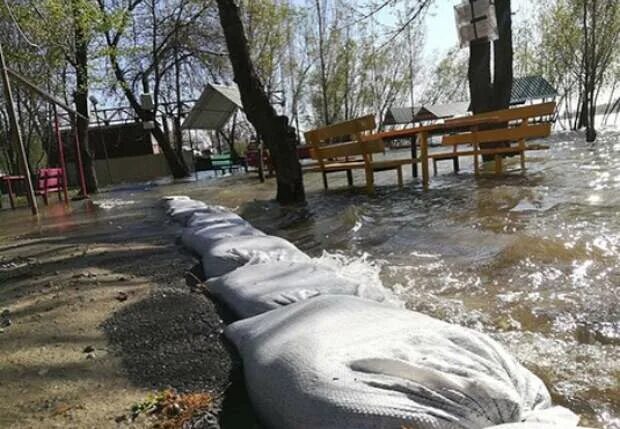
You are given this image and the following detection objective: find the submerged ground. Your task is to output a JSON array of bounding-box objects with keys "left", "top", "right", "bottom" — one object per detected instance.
[{"left": 0, "top": 130, "right": 618, "bottom": 428}]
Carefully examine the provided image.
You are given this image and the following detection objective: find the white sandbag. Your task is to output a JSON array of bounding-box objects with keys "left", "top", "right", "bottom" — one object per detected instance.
[
  {"left": 182, "top": 223, "right": 265, "bottom": 256},
  {"left": 201, "top": 235, "right": 309, "bottom": 279},
  {"left": 226, "top": 295, "right": 557, "bottom": 429},
  {"left": 484, "top": 406, "right": 587, "bottom": 428},
  {"left": 168, "top": 202, "right": 228, "bottom": 225},
  {"left": 208, "top": 261, "right": 401, "bottom": 318},
  {"left": 186, "top": 211, "right": 246, "bottom": 229}
]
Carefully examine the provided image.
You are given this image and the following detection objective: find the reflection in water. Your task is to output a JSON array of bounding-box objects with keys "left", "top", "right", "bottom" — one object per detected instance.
[{"left": 1, "top": 130, "right": 618, "bottom": 428}]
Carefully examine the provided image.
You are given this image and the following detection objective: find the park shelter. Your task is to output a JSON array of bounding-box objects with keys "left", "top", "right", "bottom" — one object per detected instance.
[
  {"left": 414, "top": 102, "right": 470, "bottom": 122},
  {"left": 383, "top": 106, "right": 421, "bottom": 126},
  {"left": 182, "top": 84, "right": 243, "bottom": 131},
  {"left": 510, "top": 75, "right": 558, "bottom": 105}
]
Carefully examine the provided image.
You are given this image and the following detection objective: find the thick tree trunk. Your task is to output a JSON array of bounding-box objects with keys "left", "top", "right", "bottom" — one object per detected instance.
[
  {"left": 492, "top": 0, "right": 513, "bottom": 111},
  {"left": 468, "top": 40, "right": 492, "bottom": 114},
  {"left": 216, "top": 0, "right": 305, "bottom": 205},
  {"left": 73, "top": 2, "right": 98, "bottom": 194},
  {"left": 468, "top": 0, "right": 513, "bottom": 161}
]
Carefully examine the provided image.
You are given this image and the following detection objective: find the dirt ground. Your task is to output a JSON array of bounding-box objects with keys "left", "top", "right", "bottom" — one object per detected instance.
[{"left": 0, "top": 193, "right": 256, "bottom": 428}]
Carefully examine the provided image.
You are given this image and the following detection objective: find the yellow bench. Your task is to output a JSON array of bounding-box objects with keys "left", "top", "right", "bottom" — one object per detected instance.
[
  {"left": 304, "top": 115, "right": 412, "bottom": 193},
  {"left": 434, "top": 102, "right": 556, "bottom": 175}
]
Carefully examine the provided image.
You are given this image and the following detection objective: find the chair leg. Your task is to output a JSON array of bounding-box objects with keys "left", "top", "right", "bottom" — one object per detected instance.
[
  {"left": 322, "top": 172, "right": 328, "bottom": 190},
  {"left": 346, "top": 169, "right": 353, "bottom": 186},
  {"left": 42, "top": 192, "right": 49, "bottom": 206},
  {"left": 396, "top": 167, "right": 403, "bottom": 187}
]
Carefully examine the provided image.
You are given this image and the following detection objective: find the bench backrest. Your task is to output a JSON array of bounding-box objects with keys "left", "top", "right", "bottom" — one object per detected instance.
[
  {"left": 445, "top": 101, "right": 556, "bottom": 125},
  {"left": 36, "top": 168, "right": 63, "bottom": 191},
  {"left": 304, "top": 115, "right": 384, "bottom": 168},
  {"left": 442, "top": 102, "right": 556, "bottom": 146}
]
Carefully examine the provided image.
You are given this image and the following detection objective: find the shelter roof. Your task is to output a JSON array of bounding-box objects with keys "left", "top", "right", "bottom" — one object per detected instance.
[
  {"left": 383, "top": 106, "right": 421, "bottom": 125},
  {"left": 511, "top": 75, "right": 558, "bottom": 104},
  {"left": 182, "top": 84, "right": 242, "bottom": 130}
]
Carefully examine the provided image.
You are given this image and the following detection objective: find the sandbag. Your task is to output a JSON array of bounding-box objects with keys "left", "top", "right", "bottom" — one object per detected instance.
[
  {"left": 186, "top": 211, "right": 246, "bottom": 229},
  {"left": 201, "top": 235, "right": 309, "bottom": 279},
  {"left": 484, "top": 406, "right": 587, "bottom": 428},
  {"left": 226, "top": 295, "right": 559, "bottom": 429},
  {"left": 167, "top": 201, "right": 228, "bottom": 225},
  {"left": 208, "top": 261, "right": 401, "bottom": 318},
  {"left": 182, "top": 223, "right": 265, "bottom": 256}
]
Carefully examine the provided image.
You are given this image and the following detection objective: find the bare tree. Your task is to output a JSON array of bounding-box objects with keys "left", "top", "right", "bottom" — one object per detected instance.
[{"left": 216, "top": 0, "right": 305, "bottom": 204}]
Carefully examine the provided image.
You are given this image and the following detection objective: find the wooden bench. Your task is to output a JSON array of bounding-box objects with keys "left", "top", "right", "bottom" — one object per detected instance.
[
  {"left": 433, "top": 102, "right": 556, "bottom": 175},
  {"left": 35, "top": 168, "right": 65, "bottom": 205},
  {"left": 304, "top": 115, "right": 412, "bottom": 193}
]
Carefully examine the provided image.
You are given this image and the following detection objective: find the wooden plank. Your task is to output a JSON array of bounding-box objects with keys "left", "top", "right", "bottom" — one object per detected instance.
[
  {"left": 442, "top": 123, "right": 551, "bottom": 146},
  {"left": 304, "top": 114, "right": 376, "bottom": 144},
  {"left": 445, "top": 102, "right": 556, "bottom": 124},
  {"left": 310, "top": 139, "right": 384, "bottom": 160},
  {"left": 372, "top": 115, "right": 501, "bottom": 141}
]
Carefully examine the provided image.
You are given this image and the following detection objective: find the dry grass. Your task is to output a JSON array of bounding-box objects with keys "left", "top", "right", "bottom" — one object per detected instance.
[{"left": 131, "top": 389, "right": 214, "bottom": 428}]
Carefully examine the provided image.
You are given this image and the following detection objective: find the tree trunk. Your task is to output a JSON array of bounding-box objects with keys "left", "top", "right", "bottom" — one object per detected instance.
[
  {"left": 468, "top": 41, "right": 492, "bottom": 114},
  {"left": 216, "top": 0, "right": 305, "bottom": 205},
  {"left": 492, "top": 0, "right": 513, "bottom": 111},
  {"left": 73, "top": 1, "right": 98, "bottom": 194},
  {"left": 468, "top": 0, "right": 514, "bottom": 161}
]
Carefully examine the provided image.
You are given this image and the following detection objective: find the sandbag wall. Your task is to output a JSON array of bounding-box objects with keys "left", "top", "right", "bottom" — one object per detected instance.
[{"left": 163, "top": 196, "right": 591, "bottom": 429}]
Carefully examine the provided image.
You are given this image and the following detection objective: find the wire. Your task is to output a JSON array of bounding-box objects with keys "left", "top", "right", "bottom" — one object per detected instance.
[{"left": 2, "top": 0, "right": 41, "bottom": 48}]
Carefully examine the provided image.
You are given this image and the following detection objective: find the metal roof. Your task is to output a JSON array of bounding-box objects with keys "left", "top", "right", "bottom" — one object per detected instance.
[
  {"left": 511, "top": 76, "right": 557, "bottom": 104},
  {"left": 182, "top": 84, "right": 243, "bottom": 130},
  {"left": 383, "top": 106, "right": 421, "bottom": 125}
]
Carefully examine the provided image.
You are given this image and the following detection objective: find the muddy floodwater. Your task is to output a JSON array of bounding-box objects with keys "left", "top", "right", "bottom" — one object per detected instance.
[{"left": 1, "top": 130, "right": 618, "bottom": 428}]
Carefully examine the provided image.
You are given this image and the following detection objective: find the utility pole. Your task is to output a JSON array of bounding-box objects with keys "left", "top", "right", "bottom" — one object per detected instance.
[{"left": 0, "top": 41, "right": 38, "bottom": 216}]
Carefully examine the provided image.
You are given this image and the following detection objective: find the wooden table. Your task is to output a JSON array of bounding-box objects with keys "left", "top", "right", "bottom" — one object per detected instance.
[
  {"left": 1, "top": 175, "right": 26, "bottom": 209},
  {"left": 370, "top": 116, "right": 500, "bottom": 190}
]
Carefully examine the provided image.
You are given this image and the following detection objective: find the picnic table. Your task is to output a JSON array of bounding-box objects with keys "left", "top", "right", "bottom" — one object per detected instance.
[{"left": 370, "top": 116, "right": 500, "bottom": 190}]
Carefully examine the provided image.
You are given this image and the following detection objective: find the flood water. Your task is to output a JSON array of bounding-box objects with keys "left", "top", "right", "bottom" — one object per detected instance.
[{"left": 1, "top": 129, "right": 618, "bottom": 428}]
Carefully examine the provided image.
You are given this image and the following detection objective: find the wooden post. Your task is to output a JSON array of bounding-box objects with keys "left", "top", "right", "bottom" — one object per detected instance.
[
  {"left": 0, "top": 41, "right": 38, "bottom": 216},
  {"left": 420, "top": 131, "right": 429, "bottom": 191},
  {"left": 410, "top": 136, "right": 418, "bottom": 177},
  {"left": 472, "top": 126, "right": 480, "bottom": 176}
]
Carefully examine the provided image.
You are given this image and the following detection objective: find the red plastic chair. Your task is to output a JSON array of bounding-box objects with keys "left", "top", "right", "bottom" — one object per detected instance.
[{"left": 35, "top": 168, "right": 65, "bottom": 205}]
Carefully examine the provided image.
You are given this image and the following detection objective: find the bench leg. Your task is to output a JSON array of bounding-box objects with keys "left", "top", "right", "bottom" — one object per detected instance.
[
  {"left": 365, "top": 168, "right": 374, "bottom": 193},
  {"left": 453, "top": 156, "right": 460, "bottom": 173},
  {"left": 519, "top": 140, "right": 526, "bottom": 172},
  {"left": 322, "top": 172, "right": 328, "bottom": 190},
  {"left": 42, "top": 192, "right": 49, "bottom": 206},
  {"left": 495, "top": 155, "right": 503, "bottom": 176},
  {"left": 7, "top": 180, "right": 16, "bottom": 209},
  {"left": 396, "top": 167, "right": 403, "bottom": 187},
  {"left": 346, "top": 169, "right": 353, "bottom": 186},
  {"left": 473, "top": 143, "right": 480, "bottom": 176},
  {"left": 433, "top": 159, "right": 438, "bottom": 176}
]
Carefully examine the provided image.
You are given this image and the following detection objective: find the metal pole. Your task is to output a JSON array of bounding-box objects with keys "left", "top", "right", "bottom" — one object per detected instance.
[
  {"left": 0, "top": 41, "right": 38, "bottom": 215},
  {"left": 72, "top": 117, "right": 88, "bottom": 197},
  {"left": 92, "top": 104, "right": 112, "bottom": 184},
  {"left": 53, "top": 108, "right": 70, "bottom": 205}
]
